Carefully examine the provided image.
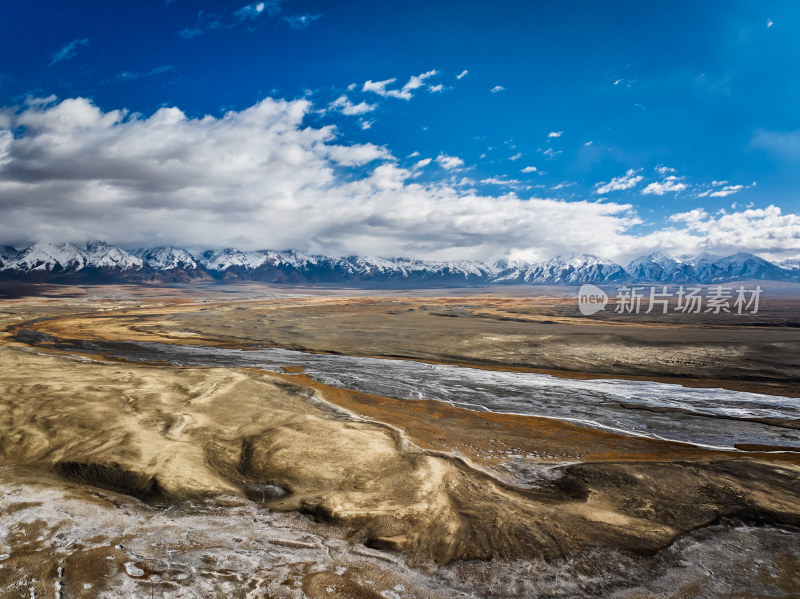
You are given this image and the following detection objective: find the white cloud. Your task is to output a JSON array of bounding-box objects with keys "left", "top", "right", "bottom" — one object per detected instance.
[
  {"left": 508, "top": 152, "right": 522, "bottom": 161},
  {"left": 456, "top": 70, "right": 469, "bottom": 80},
  {"left": 490, "top": 85, "right": 505, "bottom": 94},
  {"left": 236, "top": 2, "right": 268, "bottom": 20},
  {"left": 428, "top": 84, "right": 444, "bottom": 93},
  {"left": 362, "top": 70, "right": 439, "bottom": 100},
  {"left": 328, "top": 95, "right": 376, "bottom": 116},
  {"left": 767, "top": 18, "right": 774, "bottom": 28},
  {"left": 51, "top": 38, "right": 90, "bottom": 64},
  {"left": 363, "top": 78, "right": 398, "bottom": 95},
  {"left": 403, "top": 69, "right": 437, "bottom": 92},
  {"left": 183, "top": 2, "right": 287, "bottom": 38},
  {"left": 414, "top": 158, "right": 432, "bottom": 169},
  {"left": 480, "top": 177, "right": 521, "bottom": 186},
  {"left": 282, "top": 12, "right": 321, "bottom": 29},
  {"left": 655, "top": 165, "right": 676, "bottom": 175},
  {"left": 641, "top": 176, "right": 687, "bottom": 196},
  {"left": 668, "top": 208, "right": 708, "bottom": 226},
  {"left": 359, "top": 119, "right": 374, "bottom": 130},
  {"left": 595, "top": 169, "right": 643, "bottom": 194},
  {"left": 435, "top": 154, "right": 464, "bottom": 170},
  {"left": 702, "top": 184, "right": 744, "bottom": 198},
  {"left": 584, "top": 141, "right": 593, "bottom": 146},
  {"left": 325, "top": 143, "right": 391, "bottom": 166},
  {"left": 407, "top": 151, "right": 420, "bottom": 158},
  {"left": 662, "top": 205, "right": 800, "bottom": 258},
  {"left": 1, "top": 96, "right": 797, "bottom": 263},
  {"left": 543, "top": 148, "right": 562, "bottom": 159},
  {"left": 521, "top": 166, "right": 537, "bottom": 173},
  {"left": 547, "top": 131, "right": 563, "bottom": 138}
]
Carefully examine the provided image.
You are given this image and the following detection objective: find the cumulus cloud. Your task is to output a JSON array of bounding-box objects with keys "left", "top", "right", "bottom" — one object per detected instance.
[
  {"left": 324, "top": 143, "right": 391, "bottom": 166},
  {"left": 435, "top": 154, "right": 464, "bottom": 170},
  {"left": 362, "top": 70, "right": 439, "bottom": 100},
  {"left": 521, "top": 166, "right": 537, "bottom": 173},
  {"left": 1, "top": 95, "right": 797, "bottom": 263},
  {"left": 328, "top": 95, "right": 376, "bottom": 116},
  {"left": 0, "top": 95, "right": 647, "bottom": 261},
  {"left": 490, "top": 85, "right": 505, "bottom": 93},
  {"left": 641, "top": 176, "right": 687, "bottom": 196},
  {"left": 547, "top": 131, "right": 563, "bottom": 138},
  {"left": 595, "top": 169, "right": 643, "bottom": 194},
  {"left": 662, "top": 205, "right": 800, "bottom": 259},
  {"left": 456, "top": 70, "right": 469, "bottom": 80},
  {"left": 50, "top": 38, "right": 89, "bottom": 64}
]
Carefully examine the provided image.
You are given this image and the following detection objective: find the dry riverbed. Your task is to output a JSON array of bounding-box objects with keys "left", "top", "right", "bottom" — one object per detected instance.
[{"left": 1, "top": 286, "right": 798, "bottom": 598}]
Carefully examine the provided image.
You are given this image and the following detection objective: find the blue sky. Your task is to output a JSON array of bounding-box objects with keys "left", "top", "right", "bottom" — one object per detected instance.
[{"left": 0, "top": 1, "right": 798, "bottom": 261}]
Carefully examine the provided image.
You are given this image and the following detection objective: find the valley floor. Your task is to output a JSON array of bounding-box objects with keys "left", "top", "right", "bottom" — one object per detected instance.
[{"left": 0, "top": 284, "right": 798, "bottom": 598}]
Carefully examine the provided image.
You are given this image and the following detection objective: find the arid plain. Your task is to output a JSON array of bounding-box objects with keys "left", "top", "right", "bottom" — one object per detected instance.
[{"left": 1, "top": 283, "right": 798, "bottom": 598}]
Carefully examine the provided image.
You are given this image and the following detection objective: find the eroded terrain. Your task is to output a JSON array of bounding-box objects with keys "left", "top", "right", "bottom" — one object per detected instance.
[{"left": 1, "top": 285, "right": 798, "bottom": 597}]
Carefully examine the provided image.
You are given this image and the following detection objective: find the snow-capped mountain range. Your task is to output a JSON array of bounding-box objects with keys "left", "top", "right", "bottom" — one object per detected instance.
[{"left": 1, "top": 242, "right": 799, "bottom": 286}]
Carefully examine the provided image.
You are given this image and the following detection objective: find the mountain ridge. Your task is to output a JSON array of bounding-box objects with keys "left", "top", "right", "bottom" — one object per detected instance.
[{"left": 1, "top": 242, "right": 799, "bottom": 286}]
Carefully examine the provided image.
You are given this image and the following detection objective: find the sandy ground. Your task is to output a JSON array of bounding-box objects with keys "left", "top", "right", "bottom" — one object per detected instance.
[
  {"left": 0, "top": 286, "right": 798, "bottom": 597},
  {"left": 23, "top": 287, "right": 800, "bottom": 396}
]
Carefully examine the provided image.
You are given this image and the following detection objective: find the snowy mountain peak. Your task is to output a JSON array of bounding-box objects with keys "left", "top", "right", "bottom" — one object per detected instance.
[
  {"left": 135, "top": 246, "right": 199, "bottom": 270},
  {"left": 680, "top": 252, "right": 724, "bottom": 266},
  {"left": 0, "top": 245, "right": 19, "bottom": 261},
  {"left": 779, "top": 258, "right": 800, "bottom": 270},
  {"left": 11, "top": 242, "right": 88, "bottom": 273},
  {"left": 84, "top": 241, "right": 143, "bottom": 271},
  {"left": 626, "top": 252, "right": 696, "bottom": 283},
  {"left": 2, "top": 243, "right": 799, "bottom": 285}
]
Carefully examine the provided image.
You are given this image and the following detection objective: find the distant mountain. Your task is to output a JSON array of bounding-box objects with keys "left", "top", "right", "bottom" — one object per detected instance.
[
  {"left": 494, "top": 254, "right": 628, "bottom": 285},
  {"left": 135, "top": 246, "right": 201, "bottom": 271},
  {"left": 0, "top": 245, "right": 20, "bottom": 269},
  {"left": 200, "top": 250, "right": 496, "bottom": 286},
  {"left": 711, "top": 252, "right": 789, "bottom": 283},
  {"left": 779, "top": 258, "right": 800, "bottom": 271},
  {"left": 134, "top": 246, "right": 209, "bottom": 282},
  {"left": 85, "top": 242, "right": 143, "bottom": 272},
  {"left": 679, "top": 252, "right": 725, "bottom": 284},
  {"left": 11, "top": 242, "right": 89, "bottom": 273},
  {"left": 626, "top": 252, "right": 696, "bottom": 284},
  {"left": 1, "top": 242, "right": 799, "bottom": 286}
]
